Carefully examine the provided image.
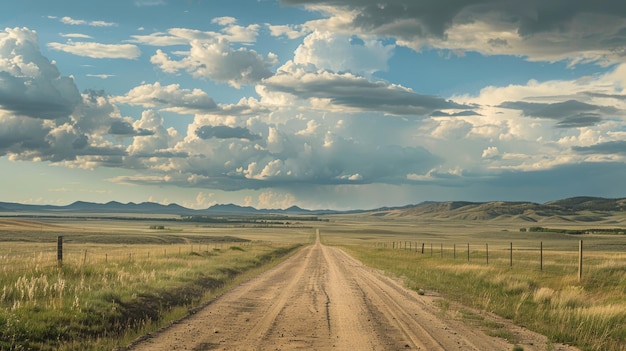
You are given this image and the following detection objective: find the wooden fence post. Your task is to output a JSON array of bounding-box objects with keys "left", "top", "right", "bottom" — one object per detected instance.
[
  {"left": 539, "top": 241, "right": 543, "bottom": 271},
  {"left": 467, "top": 243, "right": 470, "bottom": 262},
  {"left": 57, "top": 236, "right": 63, "bottom": 267},
  {"left": 421, "top": 243, "right": 425, "bottom": 254},
  {"left": 510, "top": 242, "right": 513, "bottom": 267},
  {"left": 578, "top": 240, "right": 583, "bottom": 282},
  {"left": 486, "top": 243, "right": 489, "bottom": 265}
]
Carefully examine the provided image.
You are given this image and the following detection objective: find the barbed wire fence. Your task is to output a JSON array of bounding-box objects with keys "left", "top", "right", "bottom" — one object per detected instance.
[
  {"left": 376, "top": 239, "right": 626, "bottom": 282},
  {"left": 0, "top": 237, "right": 271, "bottom": 275}
]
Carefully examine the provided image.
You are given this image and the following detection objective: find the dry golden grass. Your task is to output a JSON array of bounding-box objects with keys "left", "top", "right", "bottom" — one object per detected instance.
[
  {"left": 0, "top": 217, "right": 312, "bottom": 351},
  {"left": 320, "top": 215, "right": 626, "bottom": 351}
]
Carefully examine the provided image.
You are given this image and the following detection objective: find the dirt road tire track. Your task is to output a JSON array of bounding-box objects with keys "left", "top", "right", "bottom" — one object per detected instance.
[{"left": 127, "top": 234, "right": 579, "bottom": 351}]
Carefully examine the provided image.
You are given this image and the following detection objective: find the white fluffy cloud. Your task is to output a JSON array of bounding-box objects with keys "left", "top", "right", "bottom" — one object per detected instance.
[
  {"left": 151, "top": 38, "right": 278, "bottom": 88},
  {"left": 126, "top": 110, "right": 182, "bottom": 158},
  {"left": 115, "top": 82, "right": 218, "bottom": 114},
  {"left": 267, "top": 24, "right": 310, "bottom": 39},
  {"left": 417, "top": 62, "right": 626, "bottom": 176},
  {"left": 294, "top": 31, "right": 394, "bottom": 76},
  {"left": 0, "top": 27, "right": 81, "bottom": 120}
]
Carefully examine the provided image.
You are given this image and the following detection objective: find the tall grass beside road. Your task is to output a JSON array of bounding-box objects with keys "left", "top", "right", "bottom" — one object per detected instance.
[
  {"left": 0, "top": 234, "right": 306, "bottom": 351},
  {"left": 341, "top": 244, "right": 626, "bottom": 351}
]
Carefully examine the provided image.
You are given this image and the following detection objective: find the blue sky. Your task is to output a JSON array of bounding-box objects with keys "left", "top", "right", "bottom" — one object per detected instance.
[{"left": 2, "top": 0, "right": 626, "bottom": 210}]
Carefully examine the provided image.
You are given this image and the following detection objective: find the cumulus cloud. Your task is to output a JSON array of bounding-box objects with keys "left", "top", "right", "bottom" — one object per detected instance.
[
  {"left": 0, "top": 27, "right": 169, "bottom": 166},
  {"left": 256, "top": 191, "right": 297, "bottom": 209},
  {"left": 294, "top": 31, "right": 394, "bottom": 76},
  {"left": 110, "top": 110, "right": 441, "bottom": 191},
  {"left": 151, "top": 38, "right": 277, "bottom": 87},
  {"left": 267, "top": 24, "right": 310, "bottom": 39},
  {"left": 481, "top": 146, "right": 500, "bottom": 159},
  {"left": 0, "top": 27, "right": 81, "bottom": 120},
  {"left": 126, "top": 110, "right": 183, "bottom": 158},
  {"left": 47, "top": 41, "right": 141, "bottom": 59},
  {"left": 115, "top": 82, "right": 218, "bottom": 113},
  {"left": 0, "top": 113, "right": 50, "bottom": 156}
]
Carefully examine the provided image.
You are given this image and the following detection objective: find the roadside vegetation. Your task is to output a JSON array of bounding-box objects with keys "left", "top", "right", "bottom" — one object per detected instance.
[
  {"left": 339, "top": 240, "right": 626, "bottom": 351},
  {"left": 0, "top": 224, "right": 310, "bottom": 351}
]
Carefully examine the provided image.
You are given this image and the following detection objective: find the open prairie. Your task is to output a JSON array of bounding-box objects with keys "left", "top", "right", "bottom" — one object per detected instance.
[
  {"left": 318, "top": 214, "right": 626, "bottom": 351},
  {"left": 0, "top": 216, "right": 310, "bottom": 350},
  {"left": 2, "top": 213, "right": 626, "bottom": 350}
]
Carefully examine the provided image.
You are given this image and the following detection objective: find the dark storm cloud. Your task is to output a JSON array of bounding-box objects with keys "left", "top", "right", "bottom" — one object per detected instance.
[
  {"left": 281, "top": 0, "right": 626, "bottom": 65},
  {"left": 0, "top": 71, "right": 81, "bottom": 120},
  {"left": 72, "top": 135, "right": 89, "bottom": 149},
  {"left": 108, "top": 120, "right": 155, "bottom": 136},
  {"left": 430, "top": 110, "right": 481, "bottom": 117},
  {"left": 263, "top": 70, "right": 471, "bottom": 116},
  {"left": 515, "top": 0, "right": 626, "bottom": 37},
  {"left": 498, "top": 100, "right": 616, "bottom": 127},
  {"left": 572, "top": 141, "right": 626, "bottom": 155},
  {"left": 282, "top": 0, "right": 491, "bottom": 38},
  {"left": 281, "top": 0, "right": 626, "bottom": 38},
  {"left": 482, "top": 162, "right": 626, "bottom": 200},
  {"left": 583, "top": 92, "right": 626, "bottom": 100},
  {"left": 195, "top": 125, "right": 261, "bottom": 141},
  {"left": 132, "top": 151, "right": 189, "bottom": 158},
  {"left": 555, "top": 113, "right": 603, "bottom": 128}
]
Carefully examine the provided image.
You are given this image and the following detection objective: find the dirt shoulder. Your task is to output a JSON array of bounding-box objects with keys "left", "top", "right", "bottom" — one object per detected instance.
[{"left": 126, "top": 235, "right": 579, "bottom": 350}]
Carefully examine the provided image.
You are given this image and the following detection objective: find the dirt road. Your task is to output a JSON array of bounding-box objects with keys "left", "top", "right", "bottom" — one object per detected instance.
[{"left": 128, "top": 234, "right": 577, "bottom": 350}]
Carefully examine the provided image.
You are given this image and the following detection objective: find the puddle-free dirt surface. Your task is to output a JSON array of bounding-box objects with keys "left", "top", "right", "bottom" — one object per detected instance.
[{"left": 127, "top": 234, "right": 578, "bottom": 351}]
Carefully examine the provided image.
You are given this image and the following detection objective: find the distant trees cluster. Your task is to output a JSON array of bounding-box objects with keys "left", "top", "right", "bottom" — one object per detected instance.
[{"left": 520, "top": 227, "right": 625, "bottom": 235}]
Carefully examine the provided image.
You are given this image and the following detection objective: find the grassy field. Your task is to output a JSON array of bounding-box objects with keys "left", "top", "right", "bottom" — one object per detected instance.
[
  {"left": 3, "top": 214, "right": 626, "bottom": 350},
  {"left": 320, "top": 215, "right": 626, "bottom": 351},
  {"left": 0, "top": 218, "right": 312, "bottom": 350}
]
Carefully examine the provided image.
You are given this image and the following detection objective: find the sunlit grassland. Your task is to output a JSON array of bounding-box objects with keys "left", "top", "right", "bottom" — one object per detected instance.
[
  {"left": 320, "top": 216, "right": 626, "bottom": 351},
  {"left": 0, "top": 218, "right": 312, "bottom": 350}
]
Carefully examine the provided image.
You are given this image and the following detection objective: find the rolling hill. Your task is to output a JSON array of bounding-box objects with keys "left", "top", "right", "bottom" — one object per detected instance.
[
  {"left": 371, "top": 197, "right": 626, "bottom": 223},
  {"left": 0, "top": 197, "right": 625, "bottom": 222}
]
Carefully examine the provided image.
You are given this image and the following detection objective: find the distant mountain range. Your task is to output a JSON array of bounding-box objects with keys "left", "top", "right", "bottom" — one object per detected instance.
[
  {"left": 0, "top": 200, "right": 336, "bottom": 216},
  {"left": 1, "top": 196, "right": 626, "bottom": 221}
]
